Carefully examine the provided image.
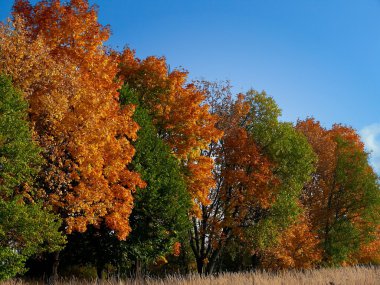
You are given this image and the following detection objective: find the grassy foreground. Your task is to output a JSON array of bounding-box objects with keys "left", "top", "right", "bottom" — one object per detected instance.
[{"left": 2, "top": 266, "right": 379, "bottom": 285}]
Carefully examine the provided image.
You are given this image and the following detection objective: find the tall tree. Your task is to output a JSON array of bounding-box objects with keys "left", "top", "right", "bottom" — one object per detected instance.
[
  {"left": 190, "top": 93, "right": 276, "bottom": 274},
  {"left": 297, "top": 118, "right": 380, "bottom": 265},
  {"left": 1, "top": 0, "right": 145, "bottom": 240},
  {"left": 188, "top": 83, "right": 316, "bottom": 274},
  {"left": 1, "top": 2, "right": 145, "bottom": 280},
  {"left": 0, "top": 75, "right": 64, "bottom": 280}
]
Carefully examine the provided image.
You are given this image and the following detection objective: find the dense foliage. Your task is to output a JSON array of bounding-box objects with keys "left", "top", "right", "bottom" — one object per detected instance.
[
  {"left": 3, "top": 0, "right": 145, "bottom": 240},
  {"left": 118, "top": 49, "right": 223, "bottom": 213},
  {"left": 0, "top": 0, "right": 379, "bottom": 281},
  {"left": 0, "top": 75, "right": 64, "bottom": 280}
]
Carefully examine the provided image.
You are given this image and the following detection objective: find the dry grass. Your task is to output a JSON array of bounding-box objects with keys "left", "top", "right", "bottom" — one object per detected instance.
[{"left": 2, "top": 266, "right": 379, "bottom": 285}]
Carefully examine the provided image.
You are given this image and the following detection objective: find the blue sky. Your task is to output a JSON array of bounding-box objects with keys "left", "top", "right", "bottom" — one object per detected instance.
[{"left": 1, "top": 0, "right": 380, "bottom": 172}]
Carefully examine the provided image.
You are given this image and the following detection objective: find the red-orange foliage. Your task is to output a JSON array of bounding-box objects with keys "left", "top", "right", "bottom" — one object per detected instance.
[
  {"left": 13, "top": 0, "right": 112, "bottom": 78},
  {"left": 119, "top": 49, "right": 222, "bottom": 208},
  {"left": 261, "top": 213, "right": 322, "bottom": 269},
  {"left": 218, "top": 95, "right": 276, "bottom": 230},
  {"left": 355, "top": 226, "right": 380, "bottom": 264},
  {"left": 0, "top": 0, "right": 145, "bottom": 240},
  {"left": 189, "top": 92, "right": 277, "bottom": 274},
  {"left": 296, "top": 119, "right": 337, "bottom": 234},
  {"left": 172, "top": 242, "right": 181, "bottom": 257}
]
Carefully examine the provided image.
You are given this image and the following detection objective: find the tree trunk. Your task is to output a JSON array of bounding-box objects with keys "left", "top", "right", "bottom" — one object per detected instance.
[
  {"left": 206, "top": 260, "right": 216, "bottom": 275},
  {"left": 48, "top": 251, "right": 60, "bottom": 284},
  {"left": 196, "top": 257, "right": 204, "bottom": 275},
  {"left": 132, "top": 257, "right": 142, "bottom": 279},
  {"left": 251, "top": 253, "right": 261, "bottom": 269},
  {"left": 96, "top": 263, "right": 104, "bottom": 280},
  {"left": 206, "top": 248, "right": 221, "bottom": 275}
]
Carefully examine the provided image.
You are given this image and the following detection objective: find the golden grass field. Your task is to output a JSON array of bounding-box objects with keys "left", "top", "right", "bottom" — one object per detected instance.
[{"left": 2, "top": 266, "right": 379, "bottom": 285}]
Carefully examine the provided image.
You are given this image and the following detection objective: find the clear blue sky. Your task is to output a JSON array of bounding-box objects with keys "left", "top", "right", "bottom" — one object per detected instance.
[{"left": 1, "top": 0, "right": 380, "bottom": 171}]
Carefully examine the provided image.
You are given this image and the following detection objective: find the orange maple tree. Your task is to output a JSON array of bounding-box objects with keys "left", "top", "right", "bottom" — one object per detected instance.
[
  {"left": 118, "top": 49, "right": 222, "bottom": 209},
  {"left": 0, "top": 0, "right": 145, "bottom": 240}
]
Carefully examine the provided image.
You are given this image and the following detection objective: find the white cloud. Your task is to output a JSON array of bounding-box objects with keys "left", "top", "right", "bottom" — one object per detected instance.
[{"left": 360, "top": 124, "right": 380, "bottom": 174}]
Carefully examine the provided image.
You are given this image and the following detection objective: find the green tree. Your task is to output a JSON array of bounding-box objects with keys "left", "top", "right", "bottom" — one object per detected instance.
[
  {"left": 244, "top": 90, "right": 316, "bottom": 250},
  {"left": 119, "top": 86, "right": 191, "bottom": 276},
  {"left": 323, "top": 135, "right": 377, "bottom": 264},
  {"left": 0, "top": 75, "right": 65, "bottom": 280}
]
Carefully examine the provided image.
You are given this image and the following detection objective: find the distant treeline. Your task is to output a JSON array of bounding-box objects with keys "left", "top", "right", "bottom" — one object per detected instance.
[{"left": 0, "top": 0, "right": 379, "bottom": 282}]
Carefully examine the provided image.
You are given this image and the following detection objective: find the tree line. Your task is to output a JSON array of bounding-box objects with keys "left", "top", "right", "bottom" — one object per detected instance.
[{"left": 0, "top": 0, "right": 379, "bottom": 281}]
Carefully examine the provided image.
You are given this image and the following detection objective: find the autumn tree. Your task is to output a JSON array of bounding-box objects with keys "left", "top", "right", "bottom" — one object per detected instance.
[
  {"left": 118, "top": 50, "right": 222, "bottom": 213},
  {"left": 0, "top": 1, "right": 145, "bottom": 279},
  {"left": 188, "top": 82, "right": 316, "bottom": 274},
  {"left": 4, "top": 0, "right": 145, "bottom": 238},
  {"left": 0, "top": 75, "right": 65, "bottom": 280},
  {"left": 190, "top": 93, "right": 275, "bottom": 274},
  {"left": 296, "top": 118, "right": 380, "bottom": 265}
]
